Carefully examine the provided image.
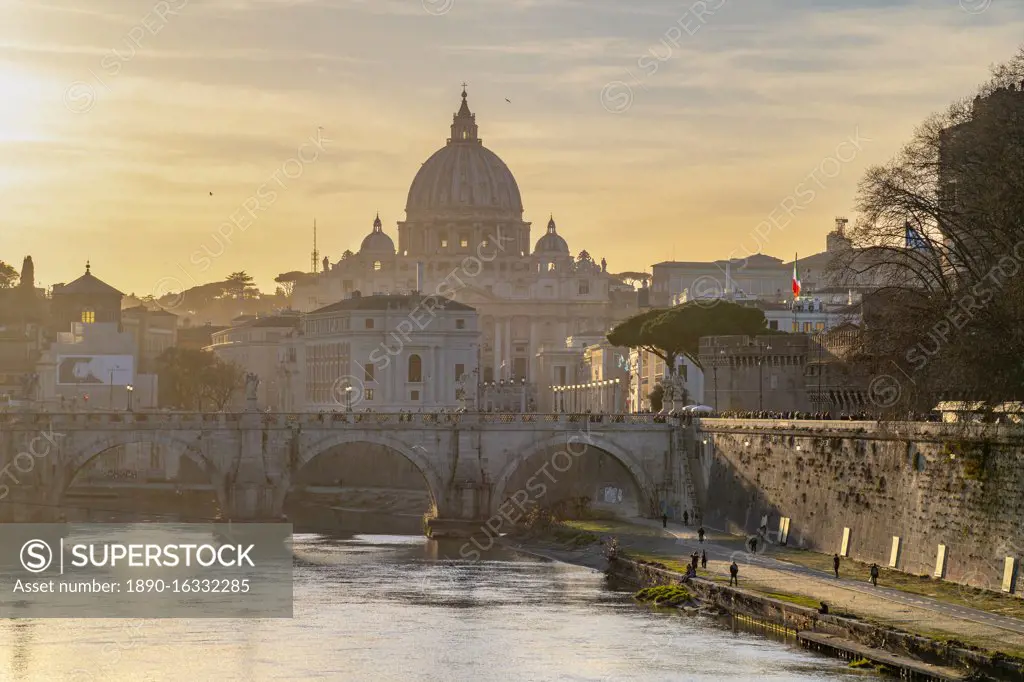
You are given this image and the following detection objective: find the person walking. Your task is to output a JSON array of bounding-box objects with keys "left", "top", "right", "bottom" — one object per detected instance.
[
  {"left": 870, "top": 563, "right": 879, "bottom": 587},
  {"left": 662, "top": 512, "right": 668, "bottom": 529},
  {"left": 729, "top": 561, "right": 739, "bottom": 586},
  {"left": 698, "top": 526, "right": 705, "bottom": 543},
  {"left": 691, "top": 552, "right": 699, "bottom": 571},
  {"left": 683, "top": 510, "right": 689, "bottom": 526},
  {"left": 833, "top": 554, "right": 841, "bottom": 579},
  {"left": 701, "top": 550, "right": 707, "bottom": 569}
]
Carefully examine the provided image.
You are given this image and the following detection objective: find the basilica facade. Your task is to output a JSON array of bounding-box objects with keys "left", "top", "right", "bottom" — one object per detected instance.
[{"left": 293, "top": 87, "right": 639, "bottom": 392}]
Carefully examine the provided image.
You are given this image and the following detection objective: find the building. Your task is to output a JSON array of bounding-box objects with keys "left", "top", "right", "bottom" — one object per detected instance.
[
  {"left": 698, "top": 325, "right": 877, "bottom": 414},
  {"left": 35, "top": 263, "right": 158, "bottom": 410},
  {"left": 652, "top": 254, "right": 789, "bottom": 308},
  {"left": 122, "top": 306, "right": 178, "bottom": 373},
  {"left": 939, "top": 82, "right": 1024, "bottom": 276},
  {"left": 206, "top": 312, "right": 303, "bottom": 409},
  {"left": 301, "top": 292, "right": 480, "bottom": 412},
  {"left": 698, "top": 334, "right": 811, "bottom": 413},
  {"left": 627, "top": 349, "right": 704, "bottom": 413},
  {"left": 291, "top": 87, "right": 639, "bottom": 391},
  {"left": 761, "top": 293, "right": 862, "bottom": 334}
]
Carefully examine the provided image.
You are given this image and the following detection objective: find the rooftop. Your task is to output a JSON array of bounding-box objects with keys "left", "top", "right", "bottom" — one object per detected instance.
[{"left": 309, "top": 292, "right": 475, "bottom": 315}]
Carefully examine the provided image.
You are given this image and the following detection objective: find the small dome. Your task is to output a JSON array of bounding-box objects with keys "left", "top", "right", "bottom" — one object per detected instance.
[
  {"left": 534, "top": 215, "right": 569, "bottom": 254},
  {"left": 360, "top": 213, "right": 395, "bottom": 254}
]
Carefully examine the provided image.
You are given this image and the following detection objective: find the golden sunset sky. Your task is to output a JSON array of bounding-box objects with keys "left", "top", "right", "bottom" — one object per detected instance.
[{"left": 1, "top": 0, "right": 1022, "bottom": 296}]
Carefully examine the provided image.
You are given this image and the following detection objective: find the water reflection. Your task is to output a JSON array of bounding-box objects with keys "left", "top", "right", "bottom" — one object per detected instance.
[{"left": 0, "top": 533, "right": 872, "bottom": 681}]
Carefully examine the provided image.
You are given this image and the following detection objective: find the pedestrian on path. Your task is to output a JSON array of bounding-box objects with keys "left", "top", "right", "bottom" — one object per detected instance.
[
  {"left": 683, "top": 510, "right": 689, "bottom": 526},
  {"left": 691, "top": 551, "right": 699, "bottom": 571},
  {"left": 833, "top": 554, "right": 840, "bottom": 579},
  {"left": 729, "top": 561, "right": 739, "bottom": 586},
  {"left": 662, "top": 513, "right": 668, "bottom": 528},
  {"left": 701, "top": 550, "right": 707, "bottom": 569},
  {"left": 870, "top": 563, "right": 879, "bottom": 587},
  {"left": 698, "top": 526, "right": 705, "bottom": 543}
]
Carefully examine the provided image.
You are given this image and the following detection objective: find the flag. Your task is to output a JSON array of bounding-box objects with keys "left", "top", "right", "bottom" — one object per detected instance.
[
  {"left": 792, "top": 255, "right": 802, "bottom": 298},
  {"left": 905, "top": 221, "right": 930, "bottom": 251}
]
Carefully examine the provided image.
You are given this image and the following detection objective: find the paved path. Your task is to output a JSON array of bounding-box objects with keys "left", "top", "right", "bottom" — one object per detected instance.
[{"left": 614, "top": 519, "right": 1024, "bottom": 648}]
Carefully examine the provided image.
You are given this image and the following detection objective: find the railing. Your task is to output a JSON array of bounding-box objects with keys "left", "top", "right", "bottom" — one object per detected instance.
[{"left": 0, "top": 411, "right": 676, "bottom": 428}]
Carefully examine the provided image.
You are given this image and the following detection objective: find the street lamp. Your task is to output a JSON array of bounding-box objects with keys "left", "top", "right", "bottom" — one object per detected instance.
[
  {"left": 345, "top": 385, "right": 353, "bottom": 411},
  {"left": 757, "top": 342, "right": 772, "bottom": 412},
  {"left": 712, "top": 348, "right": 725, "bottom": 412},
  {"left": 126, "top": 384, "right": 134, "bottom": 412}
]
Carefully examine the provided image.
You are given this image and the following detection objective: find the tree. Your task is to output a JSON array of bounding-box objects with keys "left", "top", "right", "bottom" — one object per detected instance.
[
  {"left": 156, "top": 347, "right": 243, "bottom": 410},
  {"left": 834, "top": 46, "right": 1024, "bottom": 410},
  {"left": 608, "top": 301, "right": 775, "bottom": 373},
  {"left": 274, "top": 270, "right": 316, "bottom": 297},
  {"left": 225, "top": 271, "right": 258, "bottom": 299},
  {"left": 0, "top": 261, "right": 18, "bottom": 289}
]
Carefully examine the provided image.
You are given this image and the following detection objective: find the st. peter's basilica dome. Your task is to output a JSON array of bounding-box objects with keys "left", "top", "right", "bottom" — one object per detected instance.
[{"left": 405, "top": 87, "right": 524, "bottom": 220}]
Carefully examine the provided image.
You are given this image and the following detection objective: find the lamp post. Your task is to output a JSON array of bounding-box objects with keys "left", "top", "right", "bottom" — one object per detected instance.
[
  {"left": 757, "top": 342, "right": 772, "bottom": 412},
  {"left": 712, "top": 348, "right": 725, "bottom": 412},
  {"left": 345, "top": 386, "right": 353, "bottom": 412},
  {"left": 126, "top": 384, "right": 134, "bottom": 412}
]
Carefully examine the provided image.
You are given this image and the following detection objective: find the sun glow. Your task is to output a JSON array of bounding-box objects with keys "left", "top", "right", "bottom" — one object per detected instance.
[{"left": 0, "top": 63, "right": 50, "bottom": 143}]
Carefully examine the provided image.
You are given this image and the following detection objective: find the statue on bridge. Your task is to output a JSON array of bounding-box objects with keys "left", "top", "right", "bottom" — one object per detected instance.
[{"left": 245, "top": 373, "right": 261, "bottom": 402}]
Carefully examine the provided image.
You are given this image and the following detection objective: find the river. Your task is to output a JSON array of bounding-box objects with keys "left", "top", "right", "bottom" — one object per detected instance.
[{"left": 0, "top": 533, "right": 870, "bottom": 681}]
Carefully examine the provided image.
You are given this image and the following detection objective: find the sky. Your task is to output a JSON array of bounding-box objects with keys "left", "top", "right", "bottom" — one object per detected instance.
[{"left": 0, "top": 0, "right": 1022, "bottom": 296}]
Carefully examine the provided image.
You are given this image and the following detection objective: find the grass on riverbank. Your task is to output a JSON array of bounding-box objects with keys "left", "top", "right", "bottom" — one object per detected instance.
[
  {"left": 561, "top": 519, "right": 670, "bottom": 538},
  {"left": 634, "top": 584, "right": 693, "bottom": 607},
  {"left": 769, "top": 546, "right": 1024, "bottom": 621},
  {"left": 623, "top": 547, "right": 1024, "bottom": 660}
]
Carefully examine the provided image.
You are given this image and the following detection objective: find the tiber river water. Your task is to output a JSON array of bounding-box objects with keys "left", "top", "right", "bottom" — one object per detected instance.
[{"left": 0, "top": 533, "right": 871, "bottom": 681}]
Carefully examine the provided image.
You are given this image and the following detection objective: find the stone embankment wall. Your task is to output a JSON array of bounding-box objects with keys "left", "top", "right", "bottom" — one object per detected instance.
[{"left": 691, "top": 420, "right": 1024, "bottom": 593}]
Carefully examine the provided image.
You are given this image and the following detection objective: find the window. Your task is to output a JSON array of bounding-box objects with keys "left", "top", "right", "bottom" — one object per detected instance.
[
  {"left": 792, "top": 321, "right": 799, "bottom": 332},
  {"left": 373, "top": 260, "right": 382, "bottom": 271},
  {"left": 365, "top": 389, "right": 374, "bottom": 401},
  {"left": 578, "top": 281, "right": 590, "bottom": 295},
  {"left": 483, "top": 367, "right": 494, "bottom": 382},
  {"left": 454, "top": 363, "right": 465, "bottom": 382},
  {"left": 459, "top": 235, "right": 469, "bottom": 248},
  {"left": 411, "top": 390, "right": 420, "bottom": 401},
  {"left": 364, "top": 364, "right": 375, "bottom": 382},
  {"left": 81, "top": 308, "right": 95, "bottom": 324},
  {"left": 408, "top": 354, "right": 422, "bottom": 382},
  {"left": 365, "top": 318, "right": 375, "bottom": 329},
  {"left": 815, "top": 322, "right": 826, "bottom": 331},
  {"left": 547, "top": 263, "right": 555, "bottom": 272},
  {"left": 456, "top": 319, "right": 465, "bottom": 329},
  {"left": 769, "top": 320, "right": 779, "bottom": 330},
  {"left": 803, "top": 322, "right": 812, "bottom": 333},
  {"left": 440, "top": 237, "right": 449, "bottom": 248}
]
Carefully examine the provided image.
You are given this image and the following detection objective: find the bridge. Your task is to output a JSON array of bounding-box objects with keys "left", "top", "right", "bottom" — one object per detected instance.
[{"left": 0, "top": 411, "right": 684, "bottom": 536}]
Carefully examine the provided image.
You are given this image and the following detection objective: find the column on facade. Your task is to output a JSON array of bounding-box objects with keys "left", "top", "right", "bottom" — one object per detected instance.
[
  {"left": 528, "top": 319, "right": 538, "bottom": 383},
  {"left": 504, "top": 319, "right": 512, "bottom": 379},
  {"left": 494, "top": 318, "right": 502, "bottom": 382}
]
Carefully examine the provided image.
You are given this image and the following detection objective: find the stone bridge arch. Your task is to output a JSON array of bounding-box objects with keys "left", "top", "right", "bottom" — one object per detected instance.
[
  {"left": 490, "top": 431, "right": 658, "bottom": 517},
  {"left": 63, "top": 431, "right": 227, "bottom": 510},
  {"left": 297, "top": 431, "right": 446, "bottom": 512}
]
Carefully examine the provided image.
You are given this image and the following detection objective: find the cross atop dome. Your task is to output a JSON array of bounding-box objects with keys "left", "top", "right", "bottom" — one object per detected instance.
[
  {"left": 373, "top": 211, "right": 382, "bottom": 231},
  {"left": 450, "top": 83, "right": 479, "bottom": 144},
  {"left": 547, "top": 215, "right": 557, "bottom": 233}
]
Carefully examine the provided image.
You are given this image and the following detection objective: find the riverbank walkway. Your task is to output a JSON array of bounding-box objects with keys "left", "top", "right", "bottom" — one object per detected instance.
[{"left": 578, "top": 518, "right": 1024, "bottom": 656}]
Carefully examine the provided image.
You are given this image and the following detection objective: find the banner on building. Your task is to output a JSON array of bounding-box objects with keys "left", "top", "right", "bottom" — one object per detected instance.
[{"left": 57, "top": 355, "right": 134, "bottom": 386}]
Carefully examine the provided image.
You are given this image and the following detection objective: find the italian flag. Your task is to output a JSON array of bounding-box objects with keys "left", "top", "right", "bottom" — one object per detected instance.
[{"left": 792, "top": 255, "right": 801, "bottom": 298}]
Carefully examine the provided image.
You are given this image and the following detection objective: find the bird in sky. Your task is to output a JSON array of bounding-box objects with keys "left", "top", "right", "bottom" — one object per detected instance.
[
  {"left": 505, "top": 98, "right": 511, "bottom": 103},
  {"left": 209, "top": 192, "right": 213, "bottom": 196}
]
